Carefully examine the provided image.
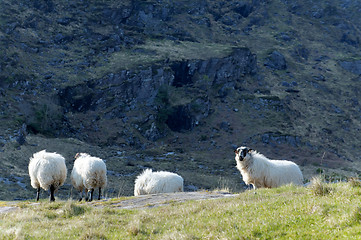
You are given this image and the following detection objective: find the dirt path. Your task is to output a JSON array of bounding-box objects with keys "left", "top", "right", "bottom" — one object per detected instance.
[
  {"left": 98, "top": 191, "right": 238, "bottom": 209},
  {"left": 0, "top": 191, "right": 238, "bottom": 214},
  {"left": 0, "top": 206, "right": 19, "bottom": 214}
]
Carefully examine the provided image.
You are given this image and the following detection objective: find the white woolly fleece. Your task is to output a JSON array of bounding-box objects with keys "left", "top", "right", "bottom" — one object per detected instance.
[
  {"left": 134, "top": 169, "right": 184, "bottom": 196},
  {"left": 28, "top": 150, "right": 67, "bottom": 191},
  {"left": 71, "top": 153, "right": 107, "bottom": 192},
  {"left": 235, "top": 147, "right": 303, "bottom": 189}
]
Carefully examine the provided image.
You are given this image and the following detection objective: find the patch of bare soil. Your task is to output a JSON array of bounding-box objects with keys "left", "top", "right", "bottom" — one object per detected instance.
[
  {"left": 94, "top": 191, "right": 239, "bottom": 209},
  {"left": 0, "top": 206, "right": 19, "bottom": 214}
]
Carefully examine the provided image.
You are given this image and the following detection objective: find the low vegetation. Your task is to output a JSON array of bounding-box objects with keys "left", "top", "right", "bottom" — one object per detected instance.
[
  {"left": 308, "top": 176, "right": 333, "bottom": 196},
  {"left": 2, "top": 180, "right": 361, "bottom": 239}
]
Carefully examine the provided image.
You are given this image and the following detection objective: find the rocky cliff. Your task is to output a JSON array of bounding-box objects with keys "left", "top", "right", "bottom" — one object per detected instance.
[{"left": 0, "top": 0, "right": 360, "bottom": 200}]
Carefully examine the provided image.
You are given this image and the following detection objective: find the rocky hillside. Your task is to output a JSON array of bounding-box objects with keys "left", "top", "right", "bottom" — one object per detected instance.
[{"left": 0, "top": 0, "right": 360, "bottom": 200}]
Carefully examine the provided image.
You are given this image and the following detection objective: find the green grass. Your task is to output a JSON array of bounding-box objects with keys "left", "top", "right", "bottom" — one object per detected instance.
[
  {"left": 2, "top": 183, "right": 361, "bottom": 239},
  {"left": 104, "top": 39, "right": 233, "bottom": 72}
]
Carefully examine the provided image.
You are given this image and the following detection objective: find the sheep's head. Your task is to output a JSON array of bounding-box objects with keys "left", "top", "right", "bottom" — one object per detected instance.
[
  {"left": 74, "top": 153, "right": 82, "bottom": 161},
  {"left": 234, "top": 146, "right": 252, "bottom": 161},
  {"left": 74, "top": 153, "right": 91, "bottom": 161}
]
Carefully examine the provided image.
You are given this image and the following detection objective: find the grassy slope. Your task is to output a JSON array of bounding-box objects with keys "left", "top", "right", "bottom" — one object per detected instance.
[{"left": 2, "top": 183, "right": 361, "bottom": 239}]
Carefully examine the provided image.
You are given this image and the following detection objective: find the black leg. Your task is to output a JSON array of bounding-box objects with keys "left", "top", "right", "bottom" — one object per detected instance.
[
  {"left": 98, "top": 187, "right": 102, "bottom": 200},
  {"left": 50, "top": 185, "right": 55, "bottom": 202},
  {"left": 85, "top": 188, "right": 89, "bottom": 201},
  {"left": 90, "top": 189, "right": 94, "bottom": 202},
  {"left": 36, "top": 187, "right": 40, "bottom": 201},
  {"left": 78, "top": 190, "right": 83, "bottom": 202}
]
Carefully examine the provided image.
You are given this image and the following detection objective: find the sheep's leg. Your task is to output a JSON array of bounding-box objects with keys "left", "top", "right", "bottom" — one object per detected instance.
[
  {"left": 36, "top": 187, "right": 40, "bottom": 201},
  {"left": 98, "top": 187, "right": 102, "bottom": 200},
  {"left": 88, "top": 189, "right": 94, "bottom": 202},
  {"left": 78, "top": 190, "right": 83, "bottom": 202},
  {"left": 85, "top": 188, "right": 89, "bottom": 201},
  {"left": 49, "top": 185, "right": 55, "bottom": 202}
]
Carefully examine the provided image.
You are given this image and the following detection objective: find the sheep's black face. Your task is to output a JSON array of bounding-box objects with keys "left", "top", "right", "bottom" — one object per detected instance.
[
  {"left": 234, "top": 147, "right": 250, "bottom": 161},
  {"left": 74, "top": 153, "right": 81, "bottom": 162}
]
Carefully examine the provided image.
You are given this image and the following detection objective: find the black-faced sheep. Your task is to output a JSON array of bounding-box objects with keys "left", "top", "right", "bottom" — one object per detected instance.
[
  {"left": 71, "top": 153, "right": 107, "bottom": 202},
  {"left": 234, "top": 146, "right": 303, "bottom": 189},
  {"left": 134, "top": 169, "right": 184, "bottom": 196},
  {"left": 28, "top": 150, "right": 67, "bottom": 201}
]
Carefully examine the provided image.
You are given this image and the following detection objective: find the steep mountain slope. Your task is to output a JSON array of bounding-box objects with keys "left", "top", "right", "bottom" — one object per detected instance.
[{"left": 0, "top": 0, "right": 360, "bottom": 200}]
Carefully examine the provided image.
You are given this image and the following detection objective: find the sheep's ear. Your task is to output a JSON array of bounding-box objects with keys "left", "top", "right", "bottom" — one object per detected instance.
[
  {"left": 234, "top": 149, "right": 239, "bottom": 154},
  {"left": 248, "top": 148, "right": 253, "bottom": 153}
]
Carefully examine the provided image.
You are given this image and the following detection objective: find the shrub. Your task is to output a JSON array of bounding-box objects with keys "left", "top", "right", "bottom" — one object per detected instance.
[
  {"left": 308, "top": 176, "right": 332, "bottom": 196},
  {"left": 62, "top": 201, "right": 88, "bottom": 218},
  {"left": 155, "top": 86, "right": 173, "bottom": 125},
  {"left": 348, "top": 177, "right": 361, "bottom": 188}
]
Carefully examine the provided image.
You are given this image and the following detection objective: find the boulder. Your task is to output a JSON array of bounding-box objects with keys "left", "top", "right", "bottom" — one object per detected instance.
[
  {"left": 339, "top": 60, "right": 361, "bottom": 75},
  {"left": 233, "top": 2, "right": 253, "bottom": 17},
  {"left": 171, "top": 48, "right": 257, "bottom": 87},
  {"left": 144, "top": 122, "right": 165, "bottom": 141},
  {"left": 264, "top": 51, "right": 287, "bottom": 70}
]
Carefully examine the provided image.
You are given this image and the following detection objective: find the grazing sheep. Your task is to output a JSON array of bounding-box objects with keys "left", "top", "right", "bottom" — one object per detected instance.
[
  {"left": 134, "top": 169, "right": 184, "bottom": 196},
  {"left": 28, "top": 150, "right": 67, "bottom": 201},
  {"left": 71, "top": 153, "right": 107, "bottom": 202},
  {"left": 234, "top": 146, "right": 303, "bottom": 189}
]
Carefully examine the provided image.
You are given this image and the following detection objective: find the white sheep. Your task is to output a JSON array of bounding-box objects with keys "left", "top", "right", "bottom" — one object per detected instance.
[
  {"left": 134, "top": 169, "right": 184, "bottom": 196},
  {"left": 71, "top": 153, "right": 107, "bottom": 201},
  {"left": 234, "top": 146, "right": 303, "bottom": 189},
  {"left": 28, "top": 150, "right": 67, "bottom": 201}
]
